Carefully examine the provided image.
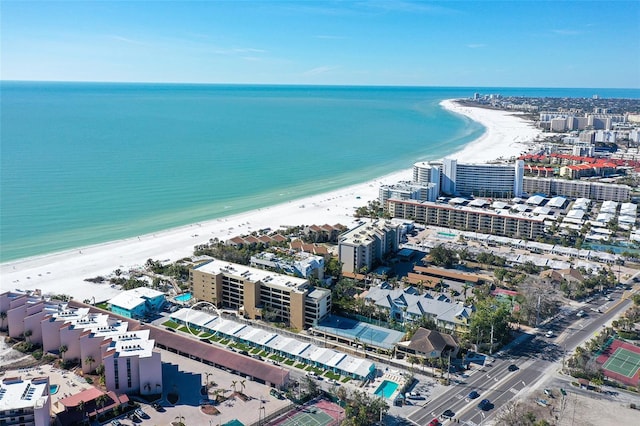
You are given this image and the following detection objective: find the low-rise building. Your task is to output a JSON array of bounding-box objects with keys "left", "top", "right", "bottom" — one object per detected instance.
[
  {"left": 395, "top": 327, "right": 459, "bottom": 360},
  {"left": 107, "top": 287, "right": 166, "bottom": 319},
  {"left": 363, "top": 285, "right": 473, "bottom": 334}
]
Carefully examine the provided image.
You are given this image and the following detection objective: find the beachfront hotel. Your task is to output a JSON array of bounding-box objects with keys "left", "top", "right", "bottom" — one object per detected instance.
[
  {"left": 522, "top": 176, "right": 631, "bottom": 202},
  {"left": 0, "top": 376, "right": 51, "bottom": 426},
  {"left": 190, "top": 260, "right": 332, "bottom": 330},
  {"left": 386, "top": 199, "right": 546, "bottom": 239},
  {"left": 0, "top": 291, "right": 163, "bottom": 397},
  {"left": 410, "top": 159, "right": 525, "bottom": 199},
  {"left": 337, "top": 220, "right": 402, "bottom": 274}
]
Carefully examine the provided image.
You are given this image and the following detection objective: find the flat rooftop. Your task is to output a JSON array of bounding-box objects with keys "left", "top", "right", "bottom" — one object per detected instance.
[{"left": 194, "top": 260, "right": 309, "bottom": 293}]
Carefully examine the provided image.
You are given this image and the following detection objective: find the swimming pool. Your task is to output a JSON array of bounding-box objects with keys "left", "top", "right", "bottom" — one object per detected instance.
[
  {"left": 50, "top": 384, "right": 59, "bottom": 395},
  {"left": 175, "top": 293, "right": 192, "bottom": 302},
  {"left": 374, "top": 380, "right": 398, "bottom": 399},
  {"left": 438, "top": 232, "right": 456, "bottom": 238}
]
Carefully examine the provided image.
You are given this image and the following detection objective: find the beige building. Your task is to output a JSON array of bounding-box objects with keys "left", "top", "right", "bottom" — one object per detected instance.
[
  {"left": 523, "top": 177, "right": 631, "bottom": 202},
  {"left": 190, "top": 260, "right": 331, "bottom": 330},
  {"left": 386, "top": 199, "right": 545, "bottom": 239},
  {"left": 337, "top": 220, "right": 402, "bottom": 274}
]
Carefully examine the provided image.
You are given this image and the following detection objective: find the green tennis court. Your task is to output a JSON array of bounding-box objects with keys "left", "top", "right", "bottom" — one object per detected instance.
[
  {"left": 602, "top": 347, "right": 640, "bottom": 378},
  {"left": 276, "top": 408, "right": 334, "bottom": 426}
]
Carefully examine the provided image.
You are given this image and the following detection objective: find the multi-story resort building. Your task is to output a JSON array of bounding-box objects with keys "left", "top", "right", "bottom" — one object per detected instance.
[
  {"left": 190, "top": 260, "right": 331, "bottom": 330},
  {"left": 410, "top": 159, "right": 525, "bottom": 198},
  {"left": 379, "top": 181, "right": 439, "bottom": 205},
  {"left": 0, "top": 291, "right": 163, "bottom": 397},
  {"left": 337, "top": 220, "right": 402, "bottom": 274},
  {"left": 0, "top": 376, "right": 51, "bottom": 426},
  {"left": 250, "top": 250, "right": 325, "bottom": 279},
  {"left": 385, "top": 199, "right": 546, "bottom": 239},
  {"left": 522, "top": 177, "right": 631, "bottom": 202}
]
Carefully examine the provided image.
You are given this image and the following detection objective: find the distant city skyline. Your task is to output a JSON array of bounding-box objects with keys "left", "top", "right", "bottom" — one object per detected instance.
[{"left": 2, "top": 1, "right": 639, "bottom": 88}]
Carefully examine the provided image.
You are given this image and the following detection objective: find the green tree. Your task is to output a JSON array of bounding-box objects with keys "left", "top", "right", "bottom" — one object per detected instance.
[
  {"left": 343, "top": 390, "right": 388, "bottom": 426},
  {"left": 84, "top": 355, "right": 95, "bottom": 373},
  {"left": 429, "top": 245, "right": 458, "bottom": 268},
  {"left": 469, "top": 300, "right": 512, "bottom": 349},
  {"left": 59, "top": 345, "right": 68, "bottom": 361}
]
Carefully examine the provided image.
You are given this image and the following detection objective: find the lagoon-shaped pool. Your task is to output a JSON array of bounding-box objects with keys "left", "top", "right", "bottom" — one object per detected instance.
[{"left": 50, "top": 384, "right": 59, "bottom": 395}]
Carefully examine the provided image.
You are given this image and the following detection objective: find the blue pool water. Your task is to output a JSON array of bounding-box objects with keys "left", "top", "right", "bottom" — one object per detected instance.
[
  {"left": 438, "top": 232, "right": 456, "bottom": 238},
  {"left": 374, "top": 380, "right": 399, "bottom": 399},
  {"left": 50, "top": 384, "right": 59, "bottom": 395},
  {"left": 175, "top": 293, "right": 192, "bottom": 302}
]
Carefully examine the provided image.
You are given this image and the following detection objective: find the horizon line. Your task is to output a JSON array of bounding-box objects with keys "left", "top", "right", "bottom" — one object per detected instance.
[{"left": 2, "top": 79, "right": 639, "bottom": 92}]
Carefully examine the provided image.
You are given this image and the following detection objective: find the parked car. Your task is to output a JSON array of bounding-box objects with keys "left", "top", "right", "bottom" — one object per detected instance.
[
  {"left": 442, "top": 409, "right": 455, "bottom": 419},
  {"left": 545, "top": 330, "right": 554, "bottom": 338},
  {"left": 135, "top": 408, "right": 148, "bottom": 419},
  {"left": 477, "top": 399, "right": 491, "bottom": 410},
  {"left": 576, "top": 310, "right": 586, "bottom": 317},
  {"left": 152, "top": 403, "right": 164, "bottom": 412},
  {"left": 428, "top": 419, "right": 441, "bottom": 426},
  {"left": 239, "top": 350, "right": 250, "bottom": 356},
  {"left": 508, "top": 364, "right": 519, "bottom": 371},
  {"left": 544, "top": 389, "right": 553, "bottom": 398},
  {"left": 407, "top": 391, "right": 425, "bottom": 400}
]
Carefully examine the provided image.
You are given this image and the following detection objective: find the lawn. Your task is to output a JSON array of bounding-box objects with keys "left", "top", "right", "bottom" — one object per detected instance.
[{"left": 163, "top": 320, "right": 180, "bottom": 329}]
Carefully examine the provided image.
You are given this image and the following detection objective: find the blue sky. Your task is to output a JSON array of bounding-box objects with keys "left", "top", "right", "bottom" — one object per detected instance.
[{"left": 2, "top": 1, "right": 639, "bottom": 88}]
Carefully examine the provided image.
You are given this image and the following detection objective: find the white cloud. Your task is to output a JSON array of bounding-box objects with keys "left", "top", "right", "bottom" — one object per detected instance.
[
  {"left": 552, "top": 29, "right": 582, "bottom": 36},
  {"left": 303, "top": 66, "right": 339, "bottom": 76}
]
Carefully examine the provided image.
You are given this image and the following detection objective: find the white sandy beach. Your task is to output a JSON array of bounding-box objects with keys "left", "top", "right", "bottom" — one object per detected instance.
[{"left": 0, "top": 99, "right": 544, "bottom": 302}]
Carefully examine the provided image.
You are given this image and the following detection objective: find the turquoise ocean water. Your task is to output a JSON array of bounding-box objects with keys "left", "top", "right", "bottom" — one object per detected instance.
[{"left": 1, "top": 83, "right": 639, "bottom": 262}]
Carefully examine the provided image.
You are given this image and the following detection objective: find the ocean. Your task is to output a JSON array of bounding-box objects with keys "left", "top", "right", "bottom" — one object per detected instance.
[{"left": 1, "top": 82, "right": 638, "bottom": 262}]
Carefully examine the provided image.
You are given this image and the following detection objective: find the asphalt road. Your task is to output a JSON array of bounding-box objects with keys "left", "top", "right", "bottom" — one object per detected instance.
[{"left": 406, "top": 284, "right": 635, "bottom": 426}]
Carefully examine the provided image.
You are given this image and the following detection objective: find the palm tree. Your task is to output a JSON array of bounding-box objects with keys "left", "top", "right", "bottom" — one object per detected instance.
[
  {"left": 96, "top": 394, "right": 108, "bottom": 416},
  {"left": 231, "top": 380, "right": 238, "bottom": 393},
  {"left": 59, "top": 345, "right": 68, "bottom": 361},
  {"left": 84, "top": 356, "right": 95, "bottom": 373},
  {"left": 407, "top": 355, "right": 417, "bottom": 372},
  {"left": 143, "top": 382, "right": 151, "bottom": 394},
  {"left": 462, "top": 283, "right": 471, "bottom": 302},
  {"left": 23, "top": 329, "right": 32, "bottom": 344},
  {"left": 77, "top": 400, "right": 86, "bottom": 425},
  {"left": 239, "top": 379, "right": 246, "bottom": 395}
]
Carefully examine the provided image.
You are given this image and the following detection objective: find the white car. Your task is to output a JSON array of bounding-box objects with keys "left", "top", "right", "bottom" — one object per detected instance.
[{"left": 545, "top": 331, "right": 554, "bottom": 338}]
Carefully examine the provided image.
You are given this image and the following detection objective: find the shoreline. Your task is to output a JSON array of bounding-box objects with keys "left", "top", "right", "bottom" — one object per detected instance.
[{"left": 0, "top": 99, "right": 543, "bottom": 302}]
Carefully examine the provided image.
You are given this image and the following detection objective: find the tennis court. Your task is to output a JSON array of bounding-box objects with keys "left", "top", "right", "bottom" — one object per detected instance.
[
  {"left": 314, "top": 315, "right": 405, "bottom": 349},
  {"left": 602, "top": 347, "right": 640, "bottom": 378},
  {"left": 275, "top": 408, "right": 334, "bottom": 426}
]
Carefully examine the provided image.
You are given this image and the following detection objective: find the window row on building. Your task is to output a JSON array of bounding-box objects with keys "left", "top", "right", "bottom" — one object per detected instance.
[
  {"left": 386, "top": 199, "right": 546, "bottom": 239},
  {"left": 190, "top": 260, "right": 331, "bottom": 330}
]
